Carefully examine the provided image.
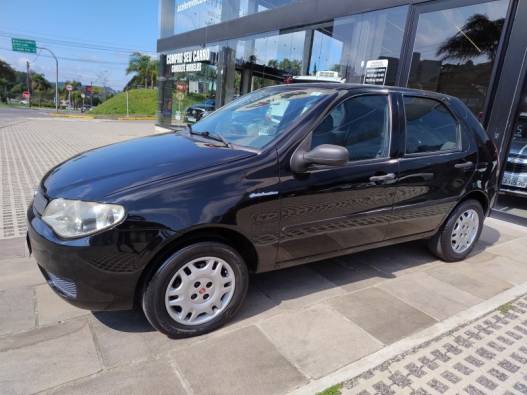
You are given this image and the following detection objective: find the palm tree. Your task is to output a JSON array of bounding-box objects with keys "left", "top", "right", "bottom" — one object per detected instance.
[
  {"left": 147, "top": 58, "right": 159, "bottom": 88},
  {"left": 127, "top": 52, "right": 152, "bottom": 89},
  {"left": 31, "top": 73, "right": 51, "bottom": 92},
  {"left": 436, "top": 14, "right": 505, "bottom": 62}
]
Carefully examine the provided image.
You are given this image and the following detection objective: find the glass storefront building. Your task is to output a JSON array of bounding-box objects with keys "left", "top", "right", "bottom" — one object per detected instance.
[{"left": 157, "top": 0, "right": 527, "bottom": 223}]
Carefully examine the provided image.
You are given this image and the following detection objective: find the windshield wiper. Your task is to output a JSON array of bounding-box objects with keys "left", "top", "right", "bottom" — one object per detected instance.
[{"left": 187, "top": 125, "right": 231, "bottom": 148}]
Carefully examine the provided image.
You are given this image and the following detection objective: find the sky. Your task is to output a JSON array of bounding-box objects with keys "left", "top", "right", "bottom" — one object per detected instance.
[{"left": 0, "top": 0, "right": 159, "bottom": 90}]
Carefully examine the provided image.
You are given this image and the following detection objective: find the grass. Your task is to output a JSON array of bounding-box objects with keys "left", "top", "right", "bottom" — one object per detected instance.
[
  {"left": 316, "top": 384, "right": 342, "bottom": 395},
  {"left": 91, "top": 88, "right": 158, "bottom": 116},
  {"left": 90, "top": 88, "right": 209, "bottom": 117},
  {"left": 498, "top": 301, "right": 514, "bottom": 314}
]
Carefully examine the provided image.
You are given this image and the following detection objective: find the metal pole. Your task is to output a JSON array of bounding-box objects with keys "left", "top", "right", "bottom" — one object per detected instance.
[
  {"left": 126, "top": 90, "right": 129, "bottom": 117},
  {"left": 26, "top": 61, "right": 31, "bottom": 108},
  {"left": 38, "top": 47, "right": 59, "bottom": 112}
]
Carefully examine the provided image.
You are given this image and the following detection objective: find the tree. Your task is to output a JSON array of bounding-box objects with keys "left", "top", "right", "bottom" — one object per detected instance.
[
  {"left": 0, "top": 59, "right": 16, "bottom": 82},
  {"left": 31, "top": 73, "right": 51, "bottom": 93},
  {"left": 436, "top": 14, "right": 505, "bottom": 62},
  {"left": 126, "top": 52, "right": 151, "bottom": 89}
]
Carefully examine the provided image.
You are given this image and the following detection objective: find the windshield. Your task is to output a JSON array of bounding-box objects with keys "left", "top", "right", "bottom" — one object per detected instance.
[{"left": 191, "top": 87, "right": 333, "bottom": 149}]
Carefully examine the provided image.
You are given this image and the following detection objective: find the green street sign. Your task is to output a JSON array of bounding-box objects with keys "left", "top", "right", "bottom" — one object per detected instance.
[{"left": 11, "top": 38, "right": 37, "bottom": 54}]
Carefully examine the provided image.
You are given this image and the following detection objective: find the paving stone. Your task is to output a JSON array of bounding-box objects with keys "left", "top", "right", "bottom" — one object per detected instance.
[
  {"left": 310, "top": 259, "right": 388, "bottom": 293},
  {"left": 0, "top": 237, "right": 27, "bottom": 258},
  {"left": 328, "top": 287, "right": 436, "bottom": 344},
  {"left": 0, "top": 319, "right": 101, "bottom": 394},
  {"left": 48, "top": 357, "right": 186, "bottom": 395},
  {"left": 0, "top": 257, "right": 45, "bottom": 290},
  {"left": 378, "top": 272, "right": 482, "bottom": 320},
  {"left": 426, "top": 264, "right": 512, "bottom": 299},
  {"left": 338, "top": 295, "right": 527, "bottom": 395},
  {"left": 172, "top": 326, "right": 306, "bottom": 395},
  {"left": 0, "top": 286, "right": 35, "bottom": 335},
  {"left": 253, "top": 265, "right": 345, "bottom": 309},
  {"left": 346, "top": 241, "right": 443, "bottom": 277},
  {"left": 485, "top": 237, "right": 527, "bottom": 266},
  {"left": 260, "top": 304, "right": 382, "bottom": 378},
  {"left": 36, "top": 284, "right": 90, "bottom": 325},
  {"left": 88, "top": 311, "right": 154, "bottom": 368}
]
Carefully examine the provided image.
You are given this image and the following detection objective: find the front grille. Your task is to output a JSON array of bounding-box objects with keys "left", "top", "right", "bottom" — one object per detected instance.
[
  {"left": 47, "top": 272, "right": 78, "bottom": 298},
  {"left": 33, "top": 191, "right": 48, "bottom": 216}
]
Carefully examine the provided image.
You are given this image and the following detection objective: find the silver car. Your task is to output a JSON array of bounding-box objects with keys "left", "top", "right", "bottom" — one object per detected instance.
[{"left": 501, "top": 113, "right": 527, "bottom": 195}]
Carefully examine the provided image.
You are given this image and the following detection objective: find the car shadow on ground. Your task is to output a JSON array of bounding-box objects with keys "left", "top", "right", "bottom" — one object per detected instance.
[{"left": 91, "top": 225, "right": 503, "bottom": 334}]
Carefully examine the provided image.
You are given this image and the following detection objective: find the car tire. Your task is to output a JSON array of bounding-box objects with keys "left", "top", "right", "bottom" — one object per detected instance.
[
  {"left": 142, "top": 242, "right": 249, "bottom": 338},
  {"left": 428, "top": 199, "right": 484, "bottom": 262}
]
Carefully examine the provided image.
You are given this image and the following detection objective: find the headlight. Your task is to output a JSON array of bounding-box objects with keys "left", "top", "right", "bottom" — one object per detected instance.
[{"left": 42, "top": 198, "right": 125, "bottom": 238}]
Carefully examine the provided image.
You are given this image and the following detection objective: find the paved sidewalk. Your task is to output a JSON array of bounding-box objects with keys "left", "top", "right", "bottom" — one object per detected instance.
[
  {"left": 1, "top": 217, "right": 527, "bottom": 395},
  {"left": 0, "top": 116, "right": 154, "bottom": 239},
  {"left": 340, "top": 295, "right": 527, "bottom": 395}
]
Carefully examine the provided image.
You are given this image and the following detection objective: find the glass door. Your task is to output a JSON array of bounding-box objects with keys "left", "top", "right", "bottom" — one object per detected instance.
[{"left": 495, "top": 79, "right": 527, "bottom": 219}]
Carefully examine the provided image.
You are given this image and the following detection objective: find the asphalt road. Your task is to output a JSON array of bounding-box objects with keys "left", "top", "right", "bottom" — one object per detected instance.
[{"left": 0, "top": 106, "right": 52, "bottom": 128}]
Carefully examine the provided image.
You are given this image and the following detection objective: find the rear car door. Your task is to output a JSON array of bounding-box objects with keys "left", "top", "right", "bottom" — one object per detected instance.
[
  {"left": 387, "top": 94, "right": 478, "bottom": 240},
  {"left": 277, "top": 93, "right": 399, "bottom": 263}
]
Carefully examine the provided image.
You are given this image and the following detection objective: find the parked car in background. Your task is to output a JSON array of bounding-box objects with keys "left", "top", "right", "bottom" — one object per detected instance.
[
  {"left": 27, "top": 84, "right": 498, "bottom": 338},
  {"left": 501, "top": 112, "right": 527, "bottom": 196},
  {"left": 186, "top": 98, "right": 215, "bottom": 122}
]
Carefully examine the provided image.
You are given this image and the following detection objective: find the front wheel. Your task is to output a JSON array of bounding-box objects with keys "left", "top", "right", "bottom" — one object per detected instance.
[
  {"left": 428, "top": 199, "right": 484, "bottom": 262},
  {"left": 142, "top": 242, "right": 249, "bottom": 338}
]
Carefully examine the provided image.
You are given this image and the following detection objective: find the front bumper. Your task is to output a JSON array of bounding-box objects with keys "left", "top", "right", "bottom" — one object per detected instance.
[{"left": 27, "top": 210, "right": 145, "bottom": 311}]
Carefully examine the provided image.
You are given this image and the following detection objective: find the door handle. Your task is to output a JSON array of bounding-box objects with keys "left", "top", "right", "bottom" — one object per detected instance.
[
  {"left": 454, "top": 161, "right": 474, "bottom": 170},
  {"left": 369, "top": 173, "right": 396, "bottom": 183}
]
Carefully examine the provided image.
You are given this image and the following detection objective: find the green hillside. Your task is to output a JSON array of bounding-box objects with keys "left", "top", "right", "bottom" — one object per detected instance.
[
  {"left": 91, "top": 88, "right": 157, "bottom": 116},
  {"left": 90, "top": 88, "right": 209, "bottom": 116}
]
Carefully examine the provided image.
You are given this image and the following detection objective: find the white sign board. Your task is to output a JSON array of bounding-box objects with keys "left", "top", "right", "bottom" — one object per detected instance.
[
  {"left": 363, "top": 59, "right": 388, "bottom": 85},
  {"left": 166, "top": 48, "right": 211, "bottom": 73},
  {"left": 66, "top": 84, "right": 73, "bottom": 91}
]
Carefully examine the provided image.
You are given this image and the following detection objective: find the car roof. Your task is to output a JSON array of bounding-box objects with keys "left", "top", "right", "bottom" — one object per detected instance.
[{"left": 267, "top": 82, "right": 456, "bottom": 102}]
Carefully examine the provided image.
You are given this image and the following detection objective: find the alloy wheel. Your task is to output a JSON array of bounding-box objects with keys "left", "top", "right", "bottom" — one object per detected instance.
[
  {"left": 164, "top": 256, "right": 236, "bottom": 326},
  {"left": 450, "top": 209, "right": 479, "bottom": 254}
]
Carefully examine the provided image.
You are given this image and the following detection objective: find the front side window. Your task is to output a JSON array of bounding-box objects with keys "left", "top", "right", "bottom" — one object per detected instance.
[
  {"left": 311, "top": 95, "right": 390, "bottom": 161},
  {"left": 404, "top": 96, "right": 459, "bottom": 154},
  {"left": 192, "top": 87, "right": 333, "bottom": 149}
]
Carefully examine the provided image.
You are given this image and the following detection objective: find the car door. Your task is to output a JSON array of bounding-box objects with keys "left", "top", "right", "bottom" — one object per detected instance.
[
  {"left": 386, "top": 94, "right": 478, "bottom": 240},
  {"left": 276, "top": 93, "right": 399, "bottom": 263}
]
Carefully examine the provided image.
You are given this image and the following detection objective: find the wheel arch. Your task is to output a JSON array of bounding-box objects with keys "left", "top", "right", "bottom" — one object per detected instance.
[
  {"left": 461, "top": 190, "right": 490, "bottom": 215},
  {"left": 134, "top": 226, "right": 258, "bottom": 308}
]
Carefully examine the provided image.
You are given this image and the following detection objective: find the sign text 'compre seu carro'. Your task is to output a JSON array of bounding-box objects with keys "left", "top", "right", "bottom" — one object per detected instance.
[{"left": 167, "top": 49, "right": 211, "bottom": 73}]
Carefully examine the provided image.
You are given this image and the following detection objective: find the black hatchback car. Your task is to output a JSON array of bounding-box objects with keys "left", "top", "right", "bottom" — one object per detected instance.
[{"left": 27, "top": 84, "right": 498, "bottom": 338}]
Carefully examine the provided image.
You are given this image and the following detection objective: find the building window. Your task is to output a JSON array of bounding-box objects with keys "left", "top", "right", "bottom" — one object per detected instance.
[
  {"left": 308, "top": 6, "right": 409, "bottom": 85},
  {"left": 408, "top": 0, "right": 510, "bottom": 117}
]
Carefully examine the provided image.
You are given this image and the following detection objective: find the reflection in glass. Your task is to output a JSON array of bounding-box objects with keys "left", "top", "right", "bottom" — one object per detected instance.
[
  {"left": 308, "top": 6, "right": 408, "bottom": 84},
  {"left": 408, "top": 0, "right": 509, "bottom": 116},
  {"left": 167, "top": 0, "right": 300, "bottom": 35},
  {"left": 496, "top": 80, "right": 527, "bottom": 219},
  {"left": 192, "top": 87, "right": 333, "bottom": 149}
]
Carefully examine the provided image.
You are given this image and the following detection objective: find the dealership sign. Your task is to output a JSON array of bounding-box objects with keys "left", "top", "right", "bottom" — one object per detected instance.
[
  {"left": 167, "top": 48, "right": 211, "bottom": 73},
  {"left": 363, "top": 59, "right": 388, "bottom": 85}
]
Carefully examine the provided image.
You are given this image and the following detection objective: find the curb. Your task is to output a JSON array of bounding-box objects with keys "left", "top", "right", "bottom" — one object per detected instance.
[
  {"left": 287, "top": 281, "right": 527, "bottom": 395},
  {"left": 49, "top": 113, "right": 94, "bottom": 119},
  {"left": 116, "top": 116, "right": 156, "bottom": 121}
]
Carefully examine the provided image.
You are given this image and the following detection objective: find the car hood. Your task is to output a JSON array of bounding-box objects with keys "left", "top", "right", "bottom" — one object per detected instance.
[
  {"left": 508, "top": 138, "right": 527, "bottom": 158},
  {"left": 42, "top": 133, "right": 254, "bottom": 201}
]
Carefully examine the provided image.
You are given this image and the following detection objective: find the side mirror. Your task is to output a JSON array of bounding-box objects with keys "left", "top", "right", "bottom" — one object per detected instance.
[{"left": 291, "top": 144, "right": 349, "bottom": 172}]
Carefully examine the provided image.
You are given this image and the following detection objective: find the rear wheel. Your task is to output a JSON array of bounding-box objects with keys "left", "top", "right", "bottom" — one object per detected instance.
[
  {"left": 142, "top": 242, "right": 249, "bottom": 338},
  {"left": 428, "top": 199, "right": 484, "bottom": 262}
]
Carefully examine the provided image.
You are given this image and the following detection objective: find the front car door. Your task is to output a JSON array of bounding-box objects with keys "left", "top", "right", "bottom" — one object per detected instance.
[
  {"left": 387, "top": 94, "right": 478, "bottom": 240},
  {"left": 276, "top": 92, "right": 400, "bottom": 265}
]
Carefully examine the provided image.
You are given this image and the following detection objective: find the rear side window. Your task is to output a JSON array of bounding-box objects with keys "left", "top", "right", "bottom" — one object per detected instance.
[{"left": 404, "top": 97, "right": 459, "bottom": 154}]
